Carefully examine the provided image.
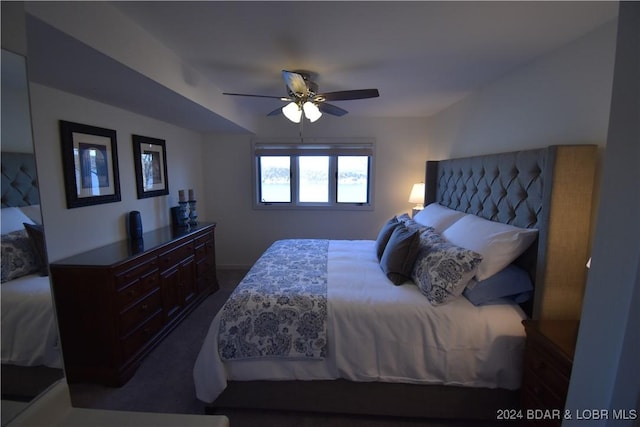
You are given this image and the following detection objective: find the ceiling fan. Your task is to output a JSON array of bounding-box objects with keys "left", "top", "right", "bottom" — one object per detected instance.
[{"left": 223, "top": 70, "right": 379, "bottom": 123}]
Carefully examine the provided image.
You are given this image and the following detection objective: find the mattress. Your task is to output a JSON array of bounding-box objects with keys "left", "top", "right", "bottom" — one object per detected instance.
[
  {"left": 194, "top": 240, "right": 526, "bottom": 403},
  {"left": 1, "top": 274, "right": 62, "bottom": 368}
]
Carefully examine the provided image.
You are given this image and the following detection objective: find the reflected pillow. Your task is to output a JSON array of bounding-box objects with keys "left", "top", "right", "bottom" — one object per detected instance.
[
  {"left": 463, "top": 265, "right": 533, "bottom": 306},
  {"left": 442, "top": 214, "right": 537, "bottom": 281},
  {"left": 24, "top": 222, "right": 49, "bottom": 276},
  {"left": 1, "top": 207, "right": 35, "bottom": 234},
  {"left": 413, "top": 203, "right": 467, "bottom": 234},
  {"left": 375, "top": 217, "right": 400, "bottom": 260},
  {"left": 19, "top": 204, "right": 42, "bottom": 224},
  {"left": 1, "top": 229, "right": 40, "bottom": 282},
  {"left": 380, "top": 224, "right": 420, "bottom": 285}
]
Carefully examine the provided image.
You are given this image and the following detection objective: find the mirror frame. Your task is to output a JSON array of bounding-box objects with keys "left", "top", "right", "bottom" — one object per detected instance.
[{"left": 1, "top": 48, "right": 64, "bottom": 427}]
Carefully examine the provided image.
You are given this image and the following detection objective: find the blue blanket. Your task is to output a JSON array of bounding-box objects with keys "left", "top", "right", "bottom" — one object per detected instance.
[{"left": 218, "top": 239, "right": 328, "bottom": 360}]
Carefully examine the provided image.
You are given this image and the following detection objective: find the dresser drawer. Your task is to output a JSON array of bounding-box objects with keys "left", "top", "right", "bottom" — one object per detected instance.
[
  {"left": 194, "top": 230, "right": 213, "bottom": 246},
  {"left": 159, "top": 241, "right": 194, "bottom": 271},
  {"left": 522, "top": 364, "right": 565, "bottom": 411},
  {"left": 114, "top": 255, "right": 158, "bottom": 289},
  {"left": 116, "top": 268, "right": 160, "bottom": 310},
  {"left": 121, "top": 311, "right": 163, "bottom": 362},
  {"left": 195, "top": 239, "right": 214, "bottom": 261},
  {"left": 119, "top": 289, "right": 162, "bottom": 336},
  {"left": 197, "top": 257, "right": 214, "bottom": 276},
  {"left": 524, "top": 342, "right": 571, "bottom": 397}
]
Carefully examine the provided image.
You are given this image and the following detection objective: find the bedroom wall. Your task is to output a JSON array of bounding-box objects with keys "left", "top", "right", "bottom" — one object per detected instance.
[
  {"left": 203, "top": 18, "right": 618, "bottom": 269},
  {"left": 422, "top": 18, "right": 617, "bottom": 263},
  {"left": 423, "top": 20, "right": 617, "bottom": 158},
  {"left": 28, "top": 83, "right": 207, "bottom": 262},
  {"left": 202, "top": 116, "right": 429, "bottom": 268}
]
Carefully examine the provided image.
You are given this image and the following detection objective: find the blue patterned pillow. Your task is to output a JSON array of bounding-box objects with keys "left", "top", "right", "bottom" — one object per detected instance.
[
  {"left": 412, "top": 228, "right": 482, "bottom": 305},
  {"left": 1, "top": 229, "right": 40, "bottom": 283}
]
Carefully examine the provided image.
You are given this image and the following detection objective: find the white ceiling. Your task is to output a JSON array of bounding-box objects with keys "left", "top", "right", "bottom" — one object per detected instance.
[{"left": 25, "top": 1, "right": 618, "bottom": 132}]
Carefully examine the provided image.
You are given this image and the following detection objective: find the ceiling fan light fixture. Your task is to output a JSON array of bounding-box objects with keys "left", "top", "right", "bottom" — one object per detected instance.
[
  {"left": 303, "top": 101, "right": 322, "bottom": 122},
  {"left": 282, "top": 102, "right": 302, "bottom": 123}
]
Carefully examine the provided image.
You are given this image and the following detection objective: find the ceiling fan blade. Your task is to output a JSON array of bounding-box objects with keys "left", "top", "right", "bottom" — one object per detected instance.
[
  {"left": 318, "top": 102, "right": 348, "bottom": 117},
  {"left": 282, "top": 70, "right": 309, "bottom": 97},
  {"left": 267, "top": 106, "right": 283, "bottom": 116},
  {"left": 223, "top": 92, "right": 290, "bottom": 101},
  {"left": 315, "top": 89, "right": 379, "bottom": 102}
]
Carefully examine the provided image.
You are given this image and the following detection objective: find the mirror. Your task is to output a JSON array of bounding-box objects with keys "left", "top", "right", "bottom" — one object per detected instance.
[{"left": 1, "top": 49, "right": 64, "bottom": 426}]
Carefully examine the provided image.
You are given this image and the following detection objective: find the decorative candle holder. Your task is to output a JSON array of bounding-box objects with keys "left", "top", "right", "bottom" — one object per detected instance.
[
  {"left": 177, "top": 201, "right": 190, "bottom": 227},
  {"left": 188, "top": 200, "right": 198, "bottom": 225}
]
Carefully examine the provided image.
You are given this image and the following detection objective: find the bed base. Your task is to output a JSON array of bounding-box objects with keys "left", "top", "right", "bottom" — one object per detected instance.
[{"left": 207, "top": 380, "right": 519, "bottom": 420}]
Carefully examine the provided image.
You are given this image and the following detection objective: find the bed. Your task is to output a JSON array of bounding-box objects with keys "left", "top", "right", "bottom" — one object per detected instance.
[
  {"left": 194, "top": 145, "right": 597, "bottom": 419},
  {"left": 1, "top": 152, "right": 62, "bottom": 369}
]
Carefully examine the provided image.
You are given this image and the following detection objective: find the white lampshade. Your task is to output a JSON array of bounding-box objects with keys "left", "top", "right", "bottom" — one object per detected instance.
[
  {"left": 303, "top": 101, "right": 322, "bottom": 122},
  {"left": 282, "top": 102, "right": 302, "bottom": 123},
  {"left": 408, "top": 183, "right": 425, "bottom": 208}
]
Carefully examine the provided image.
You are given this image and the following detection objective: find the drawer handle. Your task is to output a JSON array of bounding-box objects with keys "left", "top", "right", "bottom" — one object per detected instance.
[
  {"left": 128, "top": 289, "right": 136, "bottom": 297},
  {"left": 141, "top": 303, "right": 148, "bottom": 311}
]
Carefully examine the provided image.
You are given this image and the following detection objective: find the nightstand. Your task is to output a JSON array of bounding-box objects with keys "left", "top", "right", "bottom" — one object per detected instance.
[{"left": 521, "top": 320, "right": 579, "bottom": 426}]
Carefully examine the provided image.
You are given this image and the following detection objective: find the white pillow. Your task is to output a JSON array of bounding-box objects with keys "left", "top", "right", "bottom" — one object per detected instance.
[
  {"left": 1, "top": 207, "right": 35, "bottom": 235},
  {"left": 442, "top": 214, "right": 538, "bottom": 281},
  {"left": 413, "top": 203, "right": 467, "bottom": 234},
  {"left": 19, "top": 204, "right": 42, "bottom": 224}
]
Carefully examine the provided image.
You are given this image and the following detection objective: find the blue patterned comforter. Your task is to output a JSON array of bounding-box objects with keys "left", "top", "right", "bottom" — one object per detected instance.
[{"left": 218, "top": 239, "right": 329, "bottom": 360}]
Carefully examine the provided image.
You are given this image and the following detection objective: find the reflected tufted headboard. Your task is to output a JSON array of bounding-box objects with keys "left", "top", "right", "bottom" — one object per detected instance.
[
  {"left": 1, "top": 152, "right": 41, "bottom": 208},
  {"left": 424, "top": 145, "right": 597, "bottom": 320}
]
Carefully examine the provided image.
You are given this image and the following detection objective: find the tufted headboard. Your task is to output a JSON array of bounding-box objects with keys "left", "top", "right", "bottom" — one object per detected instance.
[
  {"left": 424, "top": 145, "right": 597, "bottom": 320},
  {"left": 1, "top": 152, "right": 40, "bottom": 208}
]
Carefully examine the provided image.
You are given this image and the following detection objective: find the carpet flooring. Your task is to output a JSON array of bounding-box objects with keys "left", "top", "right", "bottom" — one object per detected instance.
[{"left": 68, "top": 269, "right": 504, "bottom": 427}]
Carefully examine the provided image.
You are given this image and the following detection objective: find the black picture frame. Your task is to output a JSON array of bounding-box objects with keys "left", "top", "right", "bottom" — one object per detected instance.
[
  {"left": 59, "top": 120, "right": 121, "bottom": 209},
  {"left": 132, "top": 134, "right": 169, "bottom": 199}
]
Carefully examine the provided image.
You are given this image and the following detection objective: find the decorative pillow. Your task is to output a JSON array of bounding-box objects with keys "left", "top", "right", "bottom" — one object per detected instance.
[
  {"left": 463, "top": 264, "right": 533, "bottom": 306},
  {"left": 413, "top": 203, "right": 467, "bottom": 234},
  {"left": 23, "top": 222, "right": 49, "bottom": 276},
  {"left": 396, "top": 213, "right": 411, "bottom": 224},
  {"left": 402, "top": 218, "right": 429, "bottom": 234},
  {"left": 412, "top": 228, "right": 483, "bottom": 305},
  {"left": 1, "top": 229, "right": 40, "bottom": 283},
  {"left": 1, "top": 207, "right": 35, "bottom": 235},
  {"left": 375, "top": 217, "right": 400, "bottom": 260},
  {"left": 442, "top": 214, "right": 538, "bottom": 281},
  {"left": 379, "top": 224, "right": 420, "bottom": 285}
]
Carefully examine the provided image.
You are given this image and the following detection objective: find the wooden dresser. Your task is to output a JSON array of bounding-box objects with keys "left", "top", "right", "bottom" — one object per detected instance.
[
  {"left": 521, "top": 320, "right": 579, "bottom": 427},
  {"left": 50, "top": 223, "right": 218, "bottom": 386}
]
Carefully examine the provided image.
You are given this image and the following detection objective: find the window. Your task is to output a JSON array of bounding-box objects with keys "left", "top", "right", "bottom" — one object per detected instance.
[{"left": 254, "top": 139, "right": 374, "bottom": 210}]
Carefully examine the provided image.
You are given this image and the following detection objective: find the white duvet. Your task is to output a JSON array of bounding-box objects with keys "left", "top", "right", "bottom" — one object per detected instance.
[
  {"left": 1, "top": 274, "right": 62, "bottom": 368},
  {"left": 194, "top": 240, "right": 526, "bottom": 403}
]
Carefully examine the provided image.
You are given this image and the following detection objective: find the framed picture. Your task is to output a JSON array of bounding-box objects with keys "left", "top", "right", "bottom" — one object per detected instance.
[
  {"left": 59, "top": 120, "right": 121, "bottom": 209},
  {"left": 132, "top": 134, "right": 169, "bottom": 199}
]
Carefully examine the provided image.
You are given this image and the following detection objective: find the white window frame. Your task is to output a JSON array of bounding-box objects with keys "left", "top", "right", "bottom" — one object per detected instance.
[{"left": 252, "top": 138, "right": 375, "bottom": 211}]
